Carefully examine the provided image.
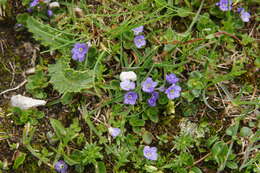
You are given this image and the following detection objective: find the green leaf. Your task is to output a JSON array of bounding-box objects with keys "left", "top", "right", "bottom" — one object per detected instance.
[
  {"left": 26, "top": 17, "right": 72, "bottom": 51},
  {"left": 211, "top": 141, "right": 228, "bottom": 165},
  {"left": 146, "top": 107, "right": 159, "bottom": 123},
  {"left": 142, "top": 131, "right": 153, "bottom": 145},
  {"left": 129, "top": 117, "right": 145, "bottom": 127},
  {"left": 144, "top": 165, "right": 158, "bottom": 172},
  {"left": 50, "top": 118, "right": 67, "bottom": 140},
  {"left": 48, "top": 58, "right": 94, "bottom": 94},
  {"left": 176, "top": 7, "right": 193, "bottom": 17},
  {"left": 226, "top": 125, "right": 237, "bottom": 137},
  {"left": 16, "top": 13, "right": 29, "bottom": 25},
  {"left": 206, "top": 135, "right": 219, "bottom": 148},
  {"left": 226, "top": 161, "right": 238, "bottom": 169},
  {"left": 240, "top": 127, "right": 253, "bottom": 137},
  {"left": 189, "top": 167, "right": 202, "bottom": 173},
  {"left": 182, "top": 91, "right": 195, "bottom": 102},
  {"left": 26, "top": 70, "right": 48, "bottom": 99},
  {"left": 95, "top": 161, "right": 106, "bottom": 173},
  {"left": 13, "top": 152, "right": 26, "bottom": 169}
]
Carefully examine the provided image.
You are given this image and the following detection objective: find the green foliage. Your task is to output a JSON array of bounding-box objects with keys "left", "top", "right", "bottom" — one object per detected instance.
[
  {"left": 26, "top": 70, "right": 48, "bottom": 99},
  {"left": 182, "top": 71, "right": 206, "bottom": 102},
  {"left": 48, "top": 58, "right": 94, "bottom": 94},
  {"left": 26, "top": 17, "right": 72, "bottom": 52},
  {"left": 2, "top": 0, "right": 259, "bottom": 172},
  {"left": 11, "top": 107, "right": 45, "bottom": 125},
  {"left": 142, "top": 131, "right": 153, "bottom": 145},
  {"left": 73, "top": 143, "right": 103, "bottom": 165},
  {"left": 13, "top": 152, "right": 26, "bottom": 169},
  {"left": 173, "top": 134, "right": 195, "bottom": 152},
  {"left": 50, "top": 118, "right": 81, "bottom": 145}
]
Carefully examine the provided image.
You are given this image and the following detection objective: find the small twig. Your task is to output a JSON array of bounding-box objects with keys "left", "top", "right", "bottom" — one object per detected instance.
[
  {"left": 215, "top": 31, "right": 242, "bottom": 45},
  {"left": 0, "top": 80, "right": 27, "bottom": 96},
  {"left": 193, "top": 152, "right": 211, "bottom": 166}
]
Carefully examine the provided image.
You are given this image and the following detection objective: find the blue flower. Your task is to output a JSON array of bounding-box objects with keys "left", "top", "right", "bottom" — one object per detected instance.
[
  {"left": 132, "top": 26, "right": 144, "bottom": 35},
  {"left": 165, "top": 84, "right": 181, "bottom": 100},
  {"left": 124, "top": 92, "right": 138, "bottom": 105},
  {"left": 143, "top": 146, "right": 158, "bottom": 161},
  {"left": 237, "top": 7, "right": 244, "bottom": 13},
  {"left": 108, "top": 127, "right": 121, "bottom": 138},
  {"left": 71, "top": 42, "right": 91, "bottom": 62},
  {"left": 47, "top": 9, "right": 53, "bottom": 17},
  {"left": 120, "top": 80, "right": 136, "bottom": 91},
  {"left": 240, "top": 11, "right": 251, "bottom": 22},
  {"left": 134, "top": 35, "right": 146, "bottom": 48},
  {"left": 54, "top": 160, "right": 68, "bottom": 173},
  {"left": 141, "top": 77, "right": 157, "bottom": 93},
  {"left": 30, "top": 0, "right": 39, "bottom": 7},
  {"left": 147, "top": 92, "right": 159, "bottom": 107},
  {"left": 166, "top": 73, "right": 179, "bottom": 84},
  {"left": 216, "top": 0, "right": 232, "bottom": 11}
]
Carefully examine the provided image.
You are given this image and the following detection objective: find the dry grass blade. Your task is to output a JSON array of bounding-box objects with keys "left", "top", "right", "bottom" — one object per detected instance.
[
  {"left": 0, "top": 36, "right": 8, "bottom": 54},
  {"left": 0, "top": 4, "right": 6, "bottom": 17}
]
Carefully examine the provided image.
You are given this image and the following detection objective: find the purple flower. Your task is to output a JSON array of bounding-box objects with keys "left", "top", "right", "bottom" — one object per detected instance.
[
  {"left": 237, "top": 7, "right": 244, "bottom": 13},
  {"left": 134, "top": 35, "right": 146, "bottom": 48},
  {"left": 108, "top": 127, "right": 121, "bottom": 138},
  {"left": 240, "top": 11, "right": 250, "bottom": 22},
  {"left": 216, "top": 0, "right": 232, "bottom": 11},
  {"left": 166, "top": 73, "right": 179, "bottom": 84},
  {"left": 143, "top": 146, "right": 158, "bottom": 161},
  {"left": 147, "top": 92, "right": 159, "bottom": 107},
  {"left": 54, "top": 160, "right": 68, "bottom": 173},
  {"left": 71, "top": 42, "right": 90, "bottom": 62},
  {"left": 132, "top": 26, "right": 144, "bottom": 35},
  {"left": 120, "top": 80, "right": 136, "bottom": 91},
  {"left": 30, "top": 0, "right": 39, "bottom": 7},
  {"left": 165, "top": 84, "right": 181, "bottom": 100},
  {"left": 124, "top": 92, "right": 138, "bottom": 105},
  {"left": 47, "top": 9, "right": 53, "bottom": 17},
  {"left": 141, "top": 77, "right": 157, "bottom": 93}
]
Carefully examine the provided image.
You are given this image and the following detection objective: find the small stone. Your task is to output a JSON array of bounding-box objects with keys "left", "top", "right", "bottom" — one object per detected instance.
[
  {"left": 25, "top": 67, "right": 36, "bottom": 74},
  {"left": 11, "top": 94, "right": 46, "bottom": 110}
]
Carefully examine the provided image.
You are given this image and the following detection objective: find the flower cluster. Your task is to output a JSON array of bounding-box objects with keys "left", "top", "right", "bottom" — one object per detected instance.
[
  {"left": 143, "top": 73, "right": 181, "bottom": 106},
  {"left": 120, "top": 71, "right": 138, "bottom": 105},
  {"left": 120, "top": 72, "right": 181, "bottom": 106},
  {"left": 28, "top": 0, "right": 60, "bottom": 17},
  {"left": 132, "top": 26, "right": 146, "bottom": 48},
  {"left": 215, "top": 0, "right": 251, "bottom": 23}
]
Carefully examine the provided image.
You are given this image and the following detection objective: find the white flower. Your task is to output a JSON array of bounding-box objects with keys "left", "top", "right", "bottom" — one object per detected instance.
[
  {"left": 119, "top": 71, "right": 137, "bottom": 82},
  {"left": 11, "top": 95, "right": 46, "bottom": 110},
  {"left": 49, "top": 2, "right": 60, "bottom": 8}
]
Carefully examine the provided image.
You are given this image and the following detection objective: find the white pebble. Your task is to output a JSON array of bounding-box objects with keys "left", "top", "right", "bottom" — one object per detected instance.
[{"left": 11, "top": 95, "right": 46, "bottom": 110}]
